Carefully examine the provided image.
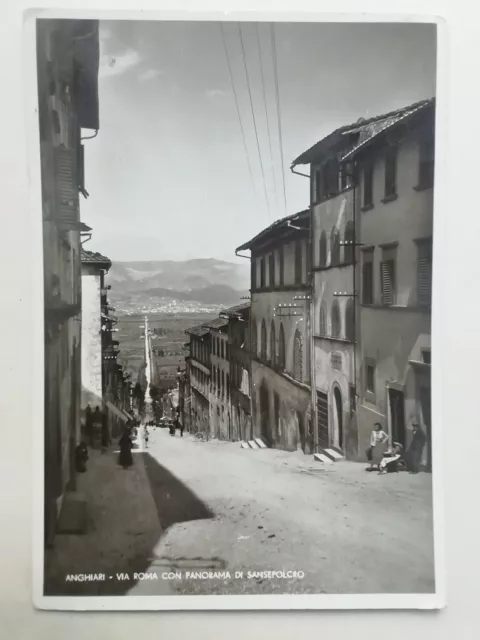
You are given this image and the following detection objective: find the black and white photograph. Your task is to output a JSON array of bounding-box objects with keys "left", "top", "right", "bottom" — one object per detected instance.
[{"left": 32, "top": 13, "right": 439, "bottom": 608}]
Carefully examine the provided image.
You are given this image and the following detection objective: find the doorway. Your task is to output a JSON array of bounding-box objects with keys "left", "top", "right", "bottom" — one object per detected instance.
[
  {"left": 316, "top": 391, "right": 329, "bottom": 449},
  {"left": 388, "top": 388, "right": 406, "bottom": 447},
  {"left": 333, "top": 386, "right": 343, "bottom": 450},
  {"left": 259, "top": 383, "right": 270, "bottom": 444},
  {"left": 419, "top": 385, "right": 432, "bottom": 471}
]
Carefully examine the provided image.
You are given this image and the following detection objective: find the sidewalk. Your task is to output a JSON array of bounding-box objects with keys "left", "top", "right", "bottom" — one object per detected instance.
[{"left": 44, "top": 439, "right": 163, "bottom": 596}]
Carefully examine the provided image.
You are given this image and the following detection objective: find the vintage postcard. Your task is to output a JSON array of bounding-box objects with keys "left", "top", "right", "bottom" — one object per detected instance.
[{"left": 28, "top": 10, "right": 444, "bottom": 610}]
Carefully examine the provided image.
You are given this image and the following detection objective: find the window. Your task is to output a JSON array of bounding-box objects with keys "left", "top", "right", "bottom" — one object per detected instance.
[
  {"left": 345, "top": 298, "right": 355, "bottom": 342},
  {"left": 326, "top": 159, "right": 339, "bottom": 197},
  {"left": 363, "top": 161, "right": 374, "bottom": 208},
  {"left": 384, "top": 146, "right": 397, "bottom": 198},
  {"left": 314, "top": 168, "right": 322, "bottom": 203},
  {"left": 270, "top": 321, "right": 276, "bottom": 367},
  {"left": 221, "top": 370, "right": 225, "bottom": 397},
  {"left": 380, "top": 247, "right": 397, "bottom": 306},
  {"left": 260, "top": 320, "right": 267, "bottom": 361},
  {"left": 331, "top": 299, "right": 341, "bottom": 338},
  {"left": 421, "top": 349, "right": 431, "bottom": 365},
  {"left": 417, "top": 240, "right": 432, "bottom": 307},
  {"left": 251, "top": 258, "right": 257, "bottom": 291},
  {"left": 319, "top": 302, "right": 327, "bottom": 336},
  {"left": 330, "top": 227, "right": 340, "bottom": 266},
  {"left": 343, "top": 221, "right": 355, "bottom": 264},
  {"left": 226, "top": 374, "right": 230, "bottom": 399},
  {"left": 293, "top": 330, "right": 303, "bottom": 382},
  {"left": 418, "top": 135, "right": 434, "bottom": 189},
  {"left": 294, "top": 240, "right": 303, "bottom": 284},
  {"left": 260, "top": 257, "right": 266, "bottom": 288},
  {"left": 269, "top": 252, "right": 275, "bottom": 288},
  {"left": 331, "top": 352, "right": 342, "bottom": 371},
  {"left": 339, "top": 163, "right": 351, "bottom": 191},
  {"left": 366, "top": 362, "right": 375, "bottom": 394},
  {"left": 318, "top": 230, "right": 327, "bottom": 268},
  {"left": 251, "top": 320, "right": 257, "bottom": 355},
  {"left": 278, "top": 323, "right": 286, "bottom": 370},
  {"left": 279, "top": 245, "right": 285, "bottom": 286},
  {"left": 362, "top": 250, "right": 374, "bottom": 305}
]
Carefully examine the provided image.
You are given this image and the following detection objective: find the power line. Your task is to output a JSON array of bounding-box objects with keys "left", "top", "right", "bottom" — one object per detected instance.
[
  {"left": 219, "top": 23, "right": 257, "bottom": 201},
  {"left": 237, "top": 23, "right": 271, "bottom": 218},
  {"left": 270, "top": 23, "right": 288, "bottom": 216},
  {"left": 256, "top": 23, "right": 278, "bottom": 209}
]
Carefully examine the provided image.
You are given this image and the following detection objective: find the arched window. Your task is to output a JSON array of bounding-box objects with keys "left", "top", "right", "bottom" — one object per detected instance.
[
  {"left": 330, "top": 226, "right": 340, "bottom": 266},
  {"left": 278, "top": 323, "right": 286, "bottom": 371},
  {"left": 344, "top": 220, "right": 354, "bottom": 264},
  {"left": 261, "top": 320, "right": 267, "bottom": 361},
  {"left": 345, "top": 298, "right": 355, "bottom": 342},
  {"left": 251, "top": 320, "right": 257, "bottom": 355},
  {"left": 270, "top": 321, "right": 276, "bottom": 366},
  {"left": 293, "top": 330, "right": 303, "bottom": 382},
  {"left": 221, "top": 370, "right": 225, "bottom": 397},
  {"left": 319, "top": 230, "right": 327, "bottom": 268},
  {"left": 319, "top": 301, "right": 327, "bottom": 336},
  {"left": 331, "top": 299, "right": 341, "bottom": 338}
]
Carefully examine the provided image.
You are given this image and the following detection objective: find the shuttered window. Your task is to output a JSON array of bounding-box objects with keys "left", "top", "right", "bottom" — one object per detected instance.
[
  {"left": 331, "top": 353, "right": 342, "bottom": 370},
  {"left": 319, "top": 302, "right": 327, "bottom": 336},
  {"left": 331, "top": 300, "right": 341, "bottom": 338},
  {"left": 362, "top": 250, "right": 374, "bottom": 305},
  {"left": 260, "top": 320, "right": 267, "bottom": 361},
  {"left": 54, "top": 145, "right": 79, "bottom": 230},
  {"left": 318, "top": 230, "right": 327, "bottom": 268},
  {"left": 417, "top": 241, "right": 432, "bottom": 307},
  {"left": 345, "top": 298, "right": 355, "bottom": 342},
  {"left": 380, "top": 259, "right": 396, "bottom": 306},
  {"left": 293, "top": 330, "right": 303, "bottom": 382},
  {"left": 270, "top": 321, "right": 276, "bottom": 366},
  {"left": 343, "top": 221, "right": 355, "bottom": 264},
  {"left": 278, "top": 323, "right": 286, "bottom": 370},
  {"left": 316, "top": 391, "right": 329, "bottom": 449}
]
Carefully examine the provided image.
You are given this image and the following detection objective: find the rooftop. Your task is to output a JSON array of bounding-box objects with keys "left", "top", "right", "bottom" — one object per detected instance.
[
  {"left": 221, "top": 302, "right": 250, "bottom": 318},
  {"left": 81, "top": 248, "right": 112, "bottom": 268},
  {"left": 185, "top": 325, "right": 210, "bottom": 338},
  {"left": 291, "top": 98, "right": 434, "bottom": 166},
  {"left": 202, "top": 317, "right": 229, "bottom": 330},
  {"left": 236, "top": 209, "right": 310, "bottom": 253}
]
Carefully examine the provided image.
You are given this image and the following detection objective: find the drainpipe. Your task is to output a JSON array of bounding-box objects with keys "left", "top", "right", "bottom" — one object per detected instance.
[{"left": 290, "top": 163, "right": 317, "bottom": 455}]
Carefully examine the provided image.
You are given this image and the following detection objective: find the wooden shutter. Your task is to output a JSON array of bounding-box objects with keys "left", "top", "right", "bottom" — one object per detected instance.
[
  {"left": 54, "top": 145, "right": 79, "bottom": 230},
  {"left": 381, "top": 260, "right": 395, "bottom": 305},
  {"left": 316, "top": 391, "right": 329, "bottom": 449},
  {"left": 417, "top": 248, "right": 432, "bottom": 306}
]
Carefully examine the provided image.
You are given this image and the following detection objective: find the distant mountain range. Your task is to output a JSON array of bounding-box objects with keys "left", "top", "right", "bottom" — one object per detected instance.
[{"left": 106, "top": 258, "right": 250, "bottom": 309}]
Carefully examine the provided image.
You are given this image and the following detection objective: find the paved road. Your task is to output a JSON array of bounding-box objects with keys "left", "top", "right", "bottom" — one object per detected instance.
[{"left": 131, "top": 428, "right": 435, "bottom": 596}]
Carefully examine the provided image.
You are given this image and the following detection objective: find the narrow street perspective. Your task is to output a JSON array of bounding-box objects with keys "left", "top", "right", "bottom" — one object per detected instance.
[{"left": 37, "top": 17, "right": 437, "bottom": 604}]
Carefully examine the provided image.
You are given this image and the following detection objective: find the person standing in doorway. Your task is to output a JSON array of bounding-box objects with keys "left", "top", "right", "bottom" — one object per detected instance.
[
  {"left": 366, "top": 422, "right": 389, "bottom": 471},
  {"left": 406, "top": 421, "right": 427, "bottom": 474}
]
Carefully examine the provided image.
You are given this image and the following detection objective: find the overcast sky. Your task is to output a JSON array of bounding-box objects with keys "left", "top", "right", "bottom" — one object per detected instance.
[{"left": 81, "top": 20, "right": 436, "bottom": 263}]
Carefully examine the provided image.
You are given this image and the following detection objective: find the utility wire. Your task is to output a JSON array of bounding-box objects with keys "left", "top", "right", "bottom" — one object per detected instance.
[
  {"left": 256, "top": 23, "right": 278, "bottom": 209},
  {"left": 270, "top": 23, "right": 288, "bottom": 216},
  {"left": 237, "top": 23, "right": 271, "bottom": 218},
  {"left": 219, "top": 23, "right": 257, "bottom": 200}
]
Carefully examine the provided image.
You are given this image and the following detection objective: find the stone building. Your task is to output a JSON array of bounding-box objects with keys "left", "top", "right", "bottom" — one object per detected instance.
[
  {"left": 236, "top": 210, "right": 314, "bottom": 453},
  {"left": 345, "top": 99, "right": 434, "bottom": 468},
  {"left": 37, "top": 19, "right": 100, "bottom": 546},
  {"left": 205, "top": 317, "right": 231, "bottom": 440},
  {"left": 185, "top": 325, "right": 211, "bottom": 435},
  {"left": 222, "top": 302, "right": 253, "bottom": 443},
  {"left": 291, "top": 99, "right": 434, "bottom": 465},
  {"left": 80, "top": 248, "right": 111, "bottom": 415}
]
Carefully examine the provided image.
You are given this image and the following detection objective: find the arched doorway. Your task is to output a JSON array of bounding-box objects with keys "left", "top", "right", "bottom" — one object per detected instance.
[
  {"left": 333, "top": 386, "right": 344, "bottom": 450},
  {"left": 259, "top": 382, "right": 270, "bottom": 444}
]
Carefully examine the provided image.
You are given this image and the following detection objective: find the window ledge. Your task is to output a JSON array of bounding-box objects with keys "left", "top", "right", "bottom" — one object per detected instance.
[
  {"left": 381, "top": 193, "right": 398, "bottom": 204},
  {"left": 414, "top": 183, "right": 433, "bottom": 192},
  {"left": 361, "top": 203, "right": 374, "bottom": 212},
  {"left": 314, "top": 335, "right": 354, "bottom": 345}
]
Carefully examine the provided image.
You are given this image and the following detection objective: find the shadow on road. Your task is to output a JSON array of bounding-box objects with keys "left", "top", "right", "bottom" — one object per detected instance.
[
  {"left": 44, "top": 450, "right": 217, "bottom": 596},
  {"left": 143, "top": 452, "right": 214, "bottom": 528}
]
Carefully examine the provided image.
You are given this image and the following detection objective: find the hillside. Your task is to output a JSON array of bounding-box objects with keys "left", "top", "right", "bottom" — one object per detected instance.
[{"left": 106, "top": 258, "right": 250, "bottom": 312}]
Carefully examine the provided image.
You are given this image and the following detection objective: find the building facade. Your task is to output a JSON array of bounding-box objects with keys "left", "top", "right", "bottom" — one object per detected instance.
[
  {"left": 347, "top": 101, "right": 434, "bottom": 468},
  {"left": 206, "top": 317, "right": 231, "bottom": 440},
  {"left": 80, "top": 249, "right": 111, "bottom": 413},
  {"left": 236, "top": 211, "right": 314, "bottom": 453},
  {"left": 185, "top": 326, "right": 211, "bottom": 435},
  {"left": 38, "top": 19, "right": 100, "bottom": 546},
  {"left": 291, "top": 99, "right": 434, "bottom": 465},
  {"left": 223, "top": 303, "right": 253, "bottom": 443}
]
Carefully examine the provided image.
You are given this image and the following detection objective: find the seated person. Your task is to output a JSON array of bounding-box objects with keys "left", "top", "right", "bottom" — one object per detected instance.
[{"left": 378, "top": 441, "right": 404, "bottom": 474}]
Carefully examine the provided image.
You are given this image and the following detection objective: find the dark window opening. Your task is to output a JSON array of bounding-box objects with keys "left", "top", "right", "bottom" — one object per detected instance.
[
  {"left": 363, "top": 162, "right": 374, "bottom": 207},
  {"left": 294, "top": 240, "right": 303, "bottom": 285},
  {"left": 384, "top": 147, "right": 397, "bottom": 198},
  {"left": 418, "top": 136, "right": 435, "bottom": 189},
  {"left": 366, "top": 364, "right": 375, "bottom": 394}
]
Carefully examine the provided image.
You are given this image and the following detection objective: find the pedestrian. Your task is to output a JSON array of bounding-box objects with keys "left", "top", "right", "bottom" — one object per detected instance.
[
  {"left": 101, "top": 409, "right": 109, "bottom": 454},
  {"left": 91, "top": 406, "right": 103, "bottom": 449},
  {"left": 144, "top": 425, "right": 149, "bottom": 449},
  {"left": 118, "top": 427, "right": 133, "bottom": 469},
  {"left": 366, "top": 422, "right": 389, "bottom": 471},
  {"left": 406, "top": 421, "right": 427, "bottom": 474},
  {"left": 378, "top": 441, "right": 404, "bottom": 474},
  {"left": 85, "top": 405, "right": 93, "bottom": 447}
]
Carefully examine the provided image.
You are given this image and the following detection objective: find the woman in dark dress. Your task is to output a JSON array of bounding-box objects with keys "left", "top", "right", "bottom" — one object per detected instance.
[{"left": 118, "top": 428, "right": 133, "bottom": 469}]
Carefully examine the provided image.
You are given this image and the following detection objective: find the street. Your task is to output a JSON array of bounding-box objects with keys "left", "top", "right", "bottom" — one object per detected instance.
[{"left": 45, "top": 427, "right": 435, "bottom": 597}]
